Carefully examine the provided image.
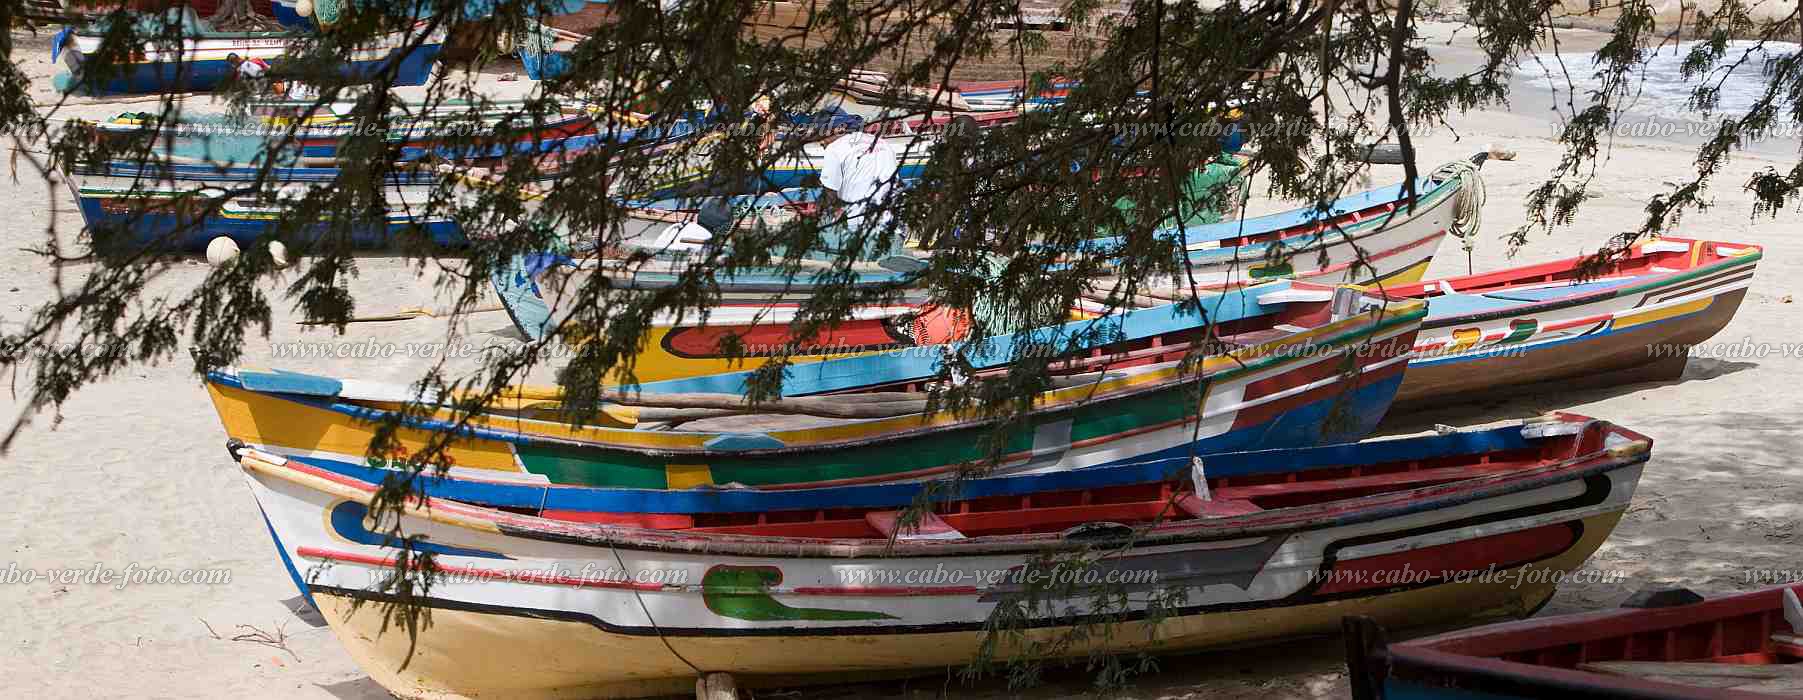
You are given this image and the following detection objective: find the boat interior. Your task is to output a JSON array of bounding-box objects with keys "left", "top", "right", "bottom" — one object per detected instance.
[
  {"left": 1385, "top": 238, "right": 1759, "bottom": 321},
  {"left": 1416, "top": 585, "right": 1803, "bottom": 696},
  {"left": 431, "top": 417, "right": 1620, "bottom": 541}
]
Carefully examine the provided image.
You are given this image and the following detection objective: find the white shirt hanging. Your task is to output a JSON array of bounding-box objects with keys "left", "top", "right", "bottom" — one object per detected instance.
[
  {"left": 650, "top": 221, "right": 713, "bottom": 253},
  {"left": 819, "top": 133, "right": 898, "bottom": 229}
]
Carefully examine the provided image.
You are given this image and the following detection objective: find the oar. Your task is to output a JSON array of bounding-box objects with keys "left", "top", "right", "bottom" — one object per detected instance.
[
  {"left": 234, "top": 369, "right": 932, "bottom": 421},
  {"left": 297, "top": 304, "right": 506, "bottom": 324},
  {"left": 435, "top": 162, "right": 690, "bottom": 224}
]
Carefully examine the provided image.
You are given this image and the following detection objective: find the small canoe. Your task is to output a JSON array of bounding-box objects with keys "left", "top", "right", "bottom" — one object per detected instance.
[
  {"left": 1386, "top": 237, "right": 1760, "bottom": 407},
  {"left": 1345, "top": 584, "right": 1803, "bottom": 699},
  {"left": 234, "top": 412, "right": 1650, "bottom": 699},
  {"left": 51, "top": 10, "right": 443, "bottom": 95},
  {"left": 205, "top": 282, "right": 1425, "bottom": 490}
]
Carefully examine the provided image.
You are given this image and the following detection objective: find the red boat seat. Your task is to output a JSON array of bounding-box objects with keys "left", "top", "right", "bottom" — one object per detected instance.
[
  {"left": 1175, "top": 493, "right": 1264, "bottom": 518},
  {"left": 865, "top": 510, "right": 966, "bottom": 540}
]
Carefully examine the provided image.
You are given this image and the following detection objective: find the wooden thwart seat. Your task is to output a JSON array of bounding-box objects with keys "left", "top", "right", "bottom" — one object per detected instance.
[
  {"left": 865, "top": 510, "right": 966, "bottom": 540},
  {"left": 1175, "top": 493, "right": 1263, "bottom": 518}
]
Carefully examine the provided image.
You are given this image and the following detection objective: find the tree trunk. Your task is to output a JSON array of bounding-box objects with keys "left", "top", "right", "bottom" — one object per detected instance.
[{"left": 210, "top": 0, "right": 276, "bottom": 31}]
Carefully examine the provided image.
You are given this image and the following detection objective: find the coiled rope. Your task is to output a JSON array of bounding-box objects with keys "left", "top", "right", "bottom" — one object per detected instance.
[{"left": 1432, "top": 157, "right": 1486, "bottom": 275}]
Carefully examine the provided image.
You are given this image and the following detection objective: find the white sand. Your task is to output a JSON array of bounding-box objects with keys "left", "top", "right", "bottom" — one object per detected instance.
[{"left": 4, "top": 22, "right": 1801, "bottom": 699}]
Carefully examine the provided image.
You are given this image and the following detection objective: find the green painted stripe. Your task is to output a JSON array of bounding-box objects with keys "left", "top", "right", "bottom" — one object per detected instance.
[
  {"left": 515, "top": 442, "right": 672, "bottom": 489},
  {"left": 1499, "top": 319, "right": 1537, "bottom": 344}
]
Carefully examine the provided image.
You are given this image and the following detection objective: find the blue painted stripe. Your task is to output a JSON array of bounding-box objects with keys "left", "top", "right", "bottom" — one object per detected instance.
[
  {"left": 257, "top": 505, "right": 318, "bottom": 612},
  {"left": 329, "top": 501, "right": 506, "bottom": 559}
]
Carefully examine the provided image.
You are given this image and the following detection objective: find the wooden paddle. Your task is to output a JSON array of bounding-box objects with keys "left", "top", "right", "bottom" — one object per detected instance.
[
  {"left": 434, "top": 162, "right": 690, "bottom": 224},
  {"left": 297, "top": 303, "right": 506, "bottom": 324}
]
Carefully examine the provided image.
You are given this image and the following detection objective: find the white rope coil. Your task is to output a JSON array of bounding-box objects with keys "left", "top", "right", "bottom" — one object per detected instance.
[{"left": 1433, "top": 158, "right": 1485, "bottom": 272}]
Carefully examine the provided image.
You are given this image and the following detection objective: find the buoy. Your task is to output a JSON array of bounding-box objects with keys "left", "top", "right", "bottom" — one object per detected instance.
[
  {"left": 295, "top": 0, "right": 313, "bottom": 17},
  {"left": 267, "top": 240, "right": 291, "bottom": 269},
  {"left": 206, "top": 236, "right": 241, "bottom": 267}
]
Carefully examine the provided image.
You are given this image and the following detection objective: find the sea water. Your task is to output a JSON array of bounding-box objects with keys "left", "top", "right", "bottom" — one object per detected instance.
[
  {"left": 1525, "top": 40, "right": 1803, "bottom": 154},
  {"left": 1536, "top": 40, "right": 1800, "bottom": 119}
]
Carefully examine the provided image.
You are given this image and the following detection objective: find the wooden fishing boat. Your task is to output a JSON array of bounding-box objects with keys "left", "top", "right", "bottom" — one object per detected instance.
[
  {"left": 86, "top": 107, "right": 607, "bottom": 163},
  {"left": 51, "top": 9, "right": 443, "bottom": 94},
  {"left": 66, "top": 160, "right": 459, "bottom": 252},
  {"left": 1345, "top": 584, "right": 1803, "bottom": 699},
  {"left": 1385, "top": 237, "right": 1760, "bottom": 407},
  {"left": 205, "top": 282, "right": 1426, "bottom": 489},
  {"left": 953, "top": 76, "right": 1076, "bottom": 111},
  {"left": 497, "top": 162, "right": 1463, "bottom": 375},
  {"left": 1084, "top": 164, "right": 1468, "bottom": 299},
  {"left": 231, "top": 412, "right": 1649, "bottom": 699},
  {"left": 268, "top": 0, "right": 602, "bottom": 29},
  {"left": 66, "top": 129, "right": 737, "bottom": 252}
]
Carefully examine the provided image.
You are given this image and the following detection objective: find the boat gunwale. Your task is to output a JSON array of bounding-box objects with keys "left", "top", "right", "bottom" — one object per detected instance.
[
  {"left": 1387, "top": 238, "right": 1764, "bottom": 328},
  {"left": 238, "top": 415, "right": 1652, "bottom": 559},
  {"left": 213, "top": 297, "right": 1427, "bottom": 458}
]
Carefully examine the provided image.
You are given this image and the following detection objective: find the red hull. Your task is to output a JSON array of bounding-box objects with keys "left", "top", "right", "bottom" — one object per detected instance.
[{"left": 1348, "top": 584, "right": 1803, "bottom": 699}]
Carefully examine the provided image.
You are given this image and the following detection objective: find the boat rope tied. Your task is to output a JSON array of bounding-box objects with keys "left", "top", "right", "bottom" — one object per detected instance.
[
  {"left": 1191, "top": 456, "right": 1212, "bottom": 501},
  {"left": 1434, "top": 158, "right": 1486, "bottom": 275}
]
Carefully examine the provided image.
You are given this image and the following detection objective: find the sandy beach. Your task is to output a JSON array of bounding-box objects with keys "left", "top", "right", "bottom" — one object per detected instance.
[{"left": 3, "top": 20, "right": 1801, "bottom": 699}]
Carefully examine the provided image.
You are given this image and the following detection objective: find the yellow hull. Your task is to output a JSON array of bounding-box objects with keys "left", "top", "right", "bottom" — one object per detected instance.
[
  {"left": 617, "top": 325, "right": 888, "bottom": 384},
  {"left": 311, "top": 511, "right": 1621, "bottom": 699},
  {"left": 1381, "top": 258, "right": 1432, "bottom": 284}
]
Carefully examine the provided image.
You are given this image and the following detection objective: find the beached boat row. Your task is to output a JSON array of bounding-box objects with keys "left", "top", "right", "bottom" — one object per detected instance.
[
  {"left": 156, "top": 136, "right": 1763, "bottom": 698},
  {"left": 200, "top": 232, "right": 1763, "bottom": 698}
]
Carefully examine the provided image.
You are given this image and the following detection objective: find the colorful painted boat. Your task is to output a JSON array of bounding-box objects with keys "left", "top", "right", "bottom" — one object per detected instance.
[
  {"left": 1386, "top": 237, "right": 1760, "bottom": 406},
  {"left": 1089, "top": 163, "right": 1468, "bottom": 296},
  {"left": 86, "top": 108, "right": 607, "bottom": 163},
  {"left": 269, "top": 0, "right": 604, "bottom": 29},
  {"left": 68, "top": 134, "right": 726, "bottom": 252},
  {"left": 500, "top": 163, "right": 1463, "bottom": 375},
  {"left": 1345, "top": 584, "right": 1803, "bottom": 699},
  {"left": 205, "top": 281, "right": 1425, "bottom": 490},
  {"left": 51, "top": 10, "right": 443, "bottom": 94},
  {"left": 232, "top": 412, "right": 1649, "bottom": 698},
  {"left": 67, "top": 160, "right": 459, "bottom": 252}
]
